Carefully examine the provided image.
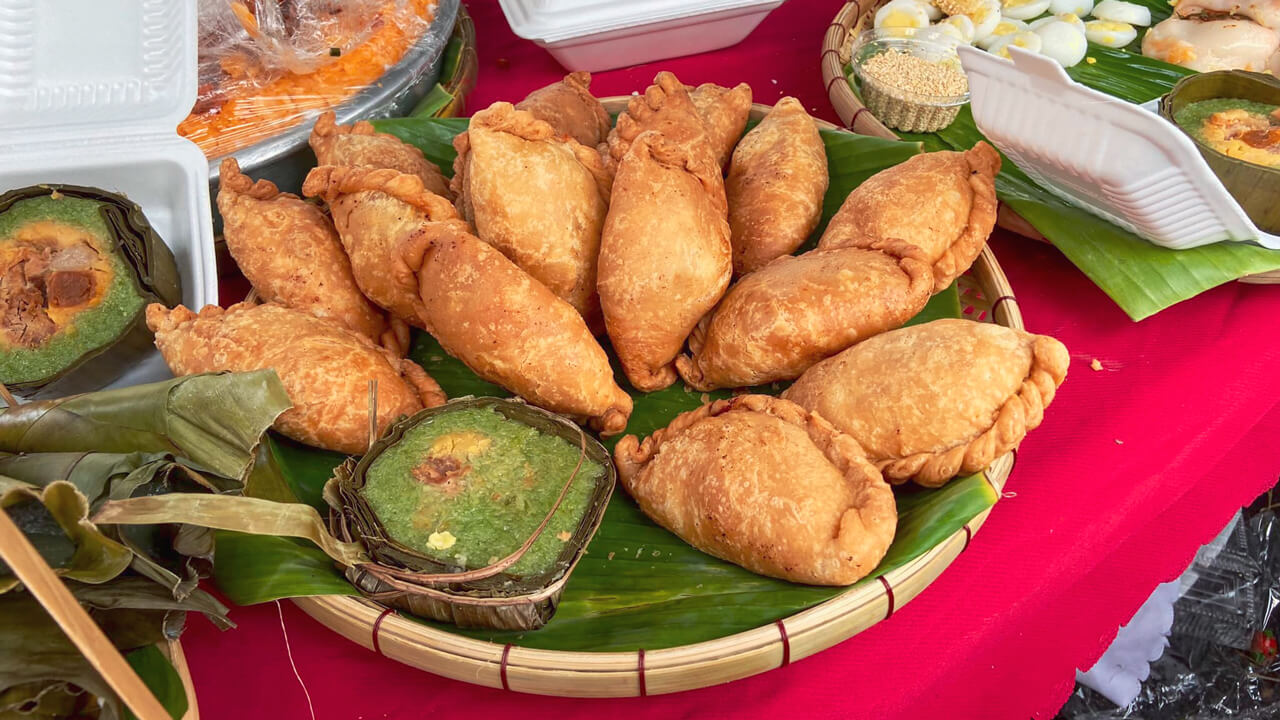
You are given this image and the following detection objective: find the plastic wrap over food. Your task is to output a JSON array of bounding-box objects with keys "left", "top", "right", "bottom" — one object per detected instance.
[{"left": 182, "top": 0, "right": 439, "bottom": 158}]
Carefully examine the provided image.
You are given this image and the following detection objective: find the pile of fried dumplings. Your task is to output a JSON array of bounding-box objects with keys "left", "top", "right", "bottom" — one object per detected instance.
[{"left": 150, "top": 70, "right": 1070, "bottom": 587}]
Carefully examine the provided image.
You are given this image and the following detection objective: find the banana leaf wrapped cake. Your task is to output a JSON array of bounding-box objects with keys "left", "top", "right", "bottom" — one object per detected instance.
[
  {"left": 327, "top": 397, "right": 616, "bottom": 630},
  {"left": 0, "top": 185, "right": 181, "bottom": 397}
]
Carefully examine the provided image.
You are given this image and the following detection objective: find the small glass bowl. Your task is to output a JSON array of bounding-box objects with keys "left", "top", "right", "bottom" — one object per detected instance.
[{"left": 849, "top": 29, "right": 971, "bottom": 133}]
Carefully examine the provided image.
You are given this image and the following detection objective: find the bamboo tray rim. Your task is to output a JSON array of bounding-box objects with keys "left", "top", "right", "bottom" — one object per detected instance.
[{"left": 294, "top": 100, "right": 1025, "bottom": 697}]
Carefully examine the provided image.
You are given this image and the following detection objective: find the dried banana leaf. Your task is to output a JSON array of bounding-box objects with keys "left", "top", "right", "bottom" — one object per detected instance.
[
  {"left": 0, "top": 370, "right": 291, "bottom": 485},
  {"left": 0, "top": 479, "right": 132, "bottom": 593},
  {"left": 0, "top": 577, "right": 216, "bottom": 720}
]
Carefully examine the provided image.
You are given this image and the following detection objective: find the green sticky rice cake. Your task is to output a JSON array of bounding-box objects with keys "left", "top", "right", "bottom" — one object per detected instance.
[
  {"left": 360, "top": 407, "right": 604, "bottom": 577},
  {"left": 0, "top": 185, "right": 181, "bottom": 394}
]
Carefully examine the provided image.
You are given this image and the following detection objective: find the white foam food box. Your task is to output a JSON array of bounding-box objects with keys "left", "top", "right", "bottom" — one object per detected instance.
[
  {"left": 958, "top": 45, "right": 1280, "bottom": 251},
  {"left": 0, "top": 0, "right": 216, "bottom": 391},
  {"left": 498, "top": 0, "right": 786, "bottom": 72}
]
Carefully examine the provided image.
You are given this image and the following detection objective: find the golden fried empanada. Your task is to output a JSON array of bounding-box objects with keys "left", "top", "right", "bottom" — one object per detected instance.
[
  {"left": 599, "top": 131, "right": 732, "bottom": 391},
  {"left": 676, "top": 241, "right": 933, "bottom": 390},
  {"left": 302, "top": 166, "right": 461, "bottom": 329},
  {"left": 818, "top": 143, "right": 1000, "bottom": 293},
  {"left": 147, "top": 302, "right": 446, "bottom": 454},
  {"left": 783, "top": 319, "right": 1068, "bottom": 487},
  {"left": 309, "top": 111, "right": 452, "bottom": 200},
  {"left": 404, "top": 220, "right": 633, "bottom": 435},
  {"left": 515, "top": 71, "right": 612, "bottom": 148},
  {"left": 452, "top": 103, "right": 609, "bottom": 329},
  {"left": 216, "top": 159, "right": 397, "bottom": 351},
  {"left": 726, "top": 97, "right": 828, "bottom": 274},
  {"left": 615, "top": 395, "right": 896, "bottom": 586},
  {"left": 606, "top": 71, "right": 717, "bottom": 170},
  {"left": 687, "top": 81, "right": 753, "bottom": 168}
]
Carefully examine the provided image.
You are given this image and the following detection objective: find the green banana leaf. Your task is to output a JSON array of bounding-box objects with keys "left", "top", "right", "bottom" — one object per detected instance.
[
  {"left": 0, "top": 371, "right": 291, "bottom": 490},
  {"left": 885, "top": 0, "right": 1280, "bottom": 320},
  {"left": 208, "top": 118, "right": 1001, "bottom": 653},
  {"left": 124, "top": 645, "right": 187, "bottom": 720}
]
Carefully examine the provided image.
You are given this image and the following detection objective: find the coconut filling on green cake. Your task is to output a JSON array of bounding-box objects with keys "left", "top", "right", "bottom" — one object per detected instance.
[
  {"left": 359, "top": 407, "right": 605, "bottom": 578},
  {"left": 0, "top": 194, "right": 149, "bottom": 385}
]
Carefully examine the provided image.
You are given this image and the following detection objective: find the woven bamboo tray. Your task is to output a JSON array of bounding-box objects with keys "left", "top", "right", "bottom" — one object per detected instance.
[
  {"left": 820, "top": 0, "right": 1280, "bottom": 284},
  {"left": 293, "top": 102, "right": 1025, "bottom": 697}
]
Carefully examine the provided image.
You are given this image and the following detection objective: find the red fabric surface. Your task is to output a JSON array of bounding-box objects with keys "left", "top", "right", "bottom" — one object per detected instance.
[{"left": 183, "top": 1, "right": 1280, "bottom": 717}]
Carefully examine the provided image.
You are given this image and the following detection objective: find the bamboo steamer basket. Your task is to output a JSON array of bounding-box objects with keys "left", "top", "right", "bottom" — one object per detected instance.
[
  {"left": 820, "top": 0, "right": 1280, "bottom": 284},
  {"left": 293, "top": 101, "right": 1026, "bottom": 697}
]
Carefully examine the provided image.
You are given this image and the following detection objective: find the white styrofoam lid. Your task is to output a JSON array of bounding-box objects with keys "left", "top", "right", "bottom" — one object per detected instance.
[
  {"left": 958, "top": 45, "right": 1280, "bottom": 251},
  {"left": 0, "top": 0, "right": 197, "bottom": 141},
  {"left": 499, "top": 0, "right": 780, "bottom": 42}
]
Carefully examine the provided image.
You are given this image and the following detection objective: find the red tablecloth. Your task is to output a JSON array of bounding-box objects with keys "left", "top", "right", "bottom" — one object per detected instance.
[{"left": 183, "top": 1, "right": 1280, "bottom": 717}]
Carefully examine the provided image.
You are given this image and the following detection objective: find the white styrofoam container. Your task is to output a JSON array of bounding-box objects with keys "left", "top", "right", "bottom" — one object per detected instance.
[
  {"left": 498, "top": 0, "right": 786, "bottom": 73},
  {"left": 958, "top": 45, "right": 1280, "bottom": 251},
  {"left": 0, "top": 0, "right": 216, "bottom": 392}
]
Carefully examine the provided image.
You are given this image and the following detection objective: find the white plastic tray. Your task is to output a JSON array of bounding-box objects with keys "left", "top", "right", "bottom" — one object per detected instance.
[
  {"left": 498, "top": 0, "right": 785, "bottom": 72},
  {"left": 958, "top": 45, "right": 1280, "bottom": 251},
  {"left": 0, "top": 0, "right": 216, "bottom": 393}
]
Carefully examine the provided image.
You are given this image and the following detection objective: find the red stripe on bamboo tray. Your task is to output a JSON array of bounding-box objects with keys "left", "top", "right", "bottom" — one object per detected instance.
[
  {"left": 963, "top": 525, "right": 973, "bottom": 552},
  {"left": 821, "top": 48, "right": 843, "bottom": 63},
  {"left": 776, "top": 620, "right": 791, "bottom": 667},
  {"left": 825, "top": 73, "right": 847, "bottom": 96},
  {"left": 638, "top": 649, "right": 648, "bottom": 696},
  {"left": 849, "top": 107, "right": 871, "bottom": 131},
  {"left": 370, "top": 607, "right": 394, "bottom": 655},
  {"left": 878, "top": 576, "right": 895, "bottom": 619},
  {"left": 991, "top": 295, "right": 1018, "bottom": 317},
  {"left": 500, "top": 644, "right": 513, "bottom": 691}
]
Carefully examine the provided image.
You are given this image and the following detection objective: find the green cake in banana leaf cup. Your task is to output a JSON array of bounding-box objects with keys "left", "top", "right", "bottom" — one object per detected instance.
[
  {"left": 0, "top": 184, "right": 181, "bottom": 399},
  {"left": 326, "top": 397, "right": 615, "bottom": 631}
]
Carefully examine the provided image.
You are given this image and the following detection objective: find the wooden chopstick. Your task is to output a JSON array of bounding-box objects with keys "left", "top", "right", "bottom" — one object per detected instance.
[{"left": 0, "top": 507, "right": 169, "bottom": 720}]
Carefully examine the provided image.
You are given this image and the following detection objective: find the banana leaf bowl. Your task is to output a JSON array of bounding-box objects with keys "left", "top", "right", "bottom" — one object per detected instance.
[
  {"left": 326, "top": 397, "right": 616, "bottom": 631},
  {"left": 1159, "top": 70, "right": 1280, "bottom": 235}
]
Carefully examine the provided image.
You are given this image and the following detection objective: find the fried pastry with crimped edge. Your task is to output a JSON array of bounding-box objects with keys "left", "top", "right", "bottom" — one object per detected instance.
[
  {"left": 726, "top": 97, "right": 828, "bottom": 274},
  {"left": 451, "top": 103, "right": 610, "bottom": 331},
  {"left": 818, "top": 142, "right": 1001, "bottom": 293},
  {"left": 599, "top": 130, "right": 732, "bottom": 392},
  {"left": 676, "top": 240, "right": 934, "bottom": 391},
  {"left": 216, "top": 159, "right": 403, "bottom": 354},
  {"left": 308, "top": 110, "right": 453, "bottom": 200},
  {"left": 687, "top": 81, "right": 753, "bottom": 169},
  {"left": 614, "top": 394, "right": 896, "bottom": 586},
  {"left": 605, "top": 71, "right": 718, "bottom": 172},
  {"left": 146, "top": 302, "right": 446, "bottom": 454},
  {"left": 402, "top": 219, "right": 633, "bottom": 436},
  {"left": 515, "top": 71, "right": 612, "bottom": 148},
  {"left": 783, "top": 319, "right": 1069, "bottom": 487},
  {"left": 302, "top": 166, "right": 461, "bottom": 331}
]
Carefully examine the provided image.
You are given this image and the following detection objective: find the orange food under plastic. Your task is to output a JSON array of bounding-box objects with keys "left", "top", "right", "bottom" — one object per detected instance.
[{"left": 180, "top": 0, "right": 435, "bottom": 158}]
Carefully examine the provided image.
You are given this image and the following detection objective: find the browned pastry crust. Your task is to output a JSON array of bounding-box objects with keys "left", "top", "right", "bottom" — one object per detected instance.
[
  {"left": 783, "top": 319, "right": 1070, "bottom": 487},
  {"left": 216, "top": 159, "right": 397, "bottom": 352},
  {"left": 598, "top": 130, "right": 732, "bottom": 392},
  {"left": 687, "top": 81, "right": 753, "bottom": 168},
  {"left": 302, "top": 165, "right": 462, "bottom": 329},
  {"left": 402, "top": 220, "right": 633, "bottom": 436},
  {"left": 614, "top": 395, "right": 896, "bottom": 586},
  {"left": 146, "top": 302, "right": 445, "bottom": 454},
  {"left": 676, "top": 240, "right": 934, "bottom": 391},
  {"left": 605, "top": 71, "right": 718, "bottom": 172},
  {"left": 308, "top": 110, "right": 453, "bottom": 200},
  {"left": 726, "top": 97, "right": 828, "bottom": 274},
  {"left": 451, "top": 103, "right": 610, "bottom": 331},
  {"left": 515, "top": 71, "right": 612, "bottom": 148},
  {"left": 818, "top": 142, "right": 1001, "bottom": 293}
]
